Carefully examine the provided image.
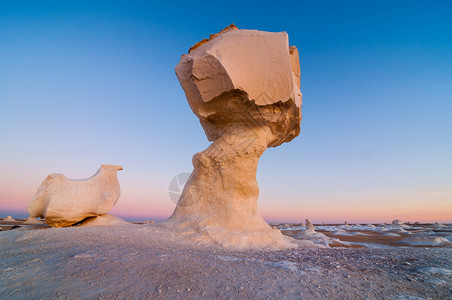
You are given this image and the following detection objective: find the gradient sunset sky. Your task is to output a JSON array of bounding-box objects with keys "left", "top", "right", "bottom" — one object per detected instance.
[{"left": 1, "top": 0, "right": 451, "bottom": 223}]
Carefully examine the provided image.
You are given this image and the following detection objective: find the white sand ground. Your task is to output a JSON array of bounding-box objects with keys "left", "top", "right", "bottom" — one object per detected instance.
[{"left": 1, "top": 223, "right": 451, "bottom": 299}]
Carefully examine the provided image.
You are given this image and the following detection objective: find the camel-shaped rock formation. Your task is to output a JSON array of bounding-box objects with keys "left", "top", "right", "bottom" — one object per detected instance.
[{"left": 28, "top": 165, "right": 123, "bottom": 227}]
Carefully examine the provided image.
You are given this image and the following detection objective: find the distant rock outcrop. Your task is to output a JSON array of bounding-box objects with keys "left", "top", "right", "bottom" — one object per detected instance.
[
  {"left": 28, "top": 165, "right": 123, "bottom": 227},
  {"left": 305, "top": 219, "right": 315, "bottom": 233},
  {"left": 78, "top": 214, "right": 130, "bottom": 227},
  {"left": 23, "top": 217, "right": 43, "bottom": 225},
  {"left": 392, "top": 219, "right": 403, "bottom": 225},
  {"left": 293, "top": 219, "right": 335, "bottom": 246},
  {"left": 399, "top": 236, "right": 451, "bottom": 246}
]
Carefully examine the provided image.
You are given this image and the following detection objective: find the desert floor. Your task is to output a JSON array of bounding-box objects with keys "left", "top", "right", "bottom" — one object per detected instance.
[{"left": 1, "top": 219, "right": 451, "bottom": 299}]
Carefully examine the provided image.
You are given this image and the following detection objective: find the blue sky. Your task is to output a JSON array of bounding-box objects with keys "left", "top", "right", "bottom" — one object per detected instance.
[{"left": 1, "top": 0, "right": 451, "bottom": 222}]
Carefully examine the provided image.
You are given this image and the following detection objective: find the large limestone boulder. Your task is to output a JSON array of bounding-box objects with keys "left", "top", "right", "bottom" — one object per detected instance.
[
  {"left": 28, "top": 165, "right": 123, "bottom": 227},
  {"left": 167, "top": 25, "right": 303, "bottom": 249},
  {"left": 175, "top": 24, "right": 301, "bottom": 145}
]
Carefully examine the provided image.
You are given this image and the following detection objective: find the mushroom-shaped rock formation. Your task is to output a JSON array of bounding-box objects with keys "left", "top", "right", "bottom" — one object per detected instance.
[
  {"left": 167, "top": 25, "right": 302, "bottom": 249},
  {"left": 28, "top": 165, "right": 123, "bottom": 227}
]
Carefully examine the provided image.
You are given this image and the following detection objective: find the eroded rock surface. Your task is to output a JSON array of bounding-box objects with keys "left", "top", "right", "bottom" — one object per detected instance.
[
  {"left": 28, "top": 165, "right": 123, "bottom": 227},
  {"left": 78, "top": 214, "right": 130, "bottom": 227},
  {"left": 23, "top": 217, "right": 43, "bottom": 225},
  {"left": 167, "top": 25, "right": 302, "bottom": 249},
  {"left": 305, "top": 219, "right": 315, "bottom": 233}
]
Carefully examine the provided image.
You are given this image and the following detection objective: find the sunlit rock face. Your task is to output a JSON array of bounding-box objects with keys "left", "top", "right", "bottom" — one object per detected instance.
[
  {"left": 167, "top": 25, "right": 302, "bottom": 249},
  {"left": 23, "top": 217, "right": 43, "bottom": 224},
  {"left": 28, "top": 165, "right": 123, "bottom": 227},
  {"left": 78, "top": 214, "right": 130, "bottom": 227}
]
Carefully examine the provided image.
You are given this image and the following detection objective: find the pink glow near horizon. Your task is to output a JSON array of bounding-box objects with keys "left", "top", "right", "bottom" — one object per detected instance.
[
  {"left": 1, "top": 160, "right": 450, "bottom": 223},
  {"left": 1, "top": 180, "right": 451, "bottom": 223}
]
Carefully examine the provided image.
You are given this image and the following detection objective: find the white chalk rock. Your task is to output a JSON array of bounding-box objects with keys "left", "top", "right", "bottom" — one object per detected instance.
[
  {"left": 293, "top": 220, "right": 334, "bottom": 246},
  {"left": 5, "top": 216, "right": 16, "bottom": 222},
  {"left": 432, "top": 222, "right": 446, "bottom": 228},
  {"left": 167, "top": 25, "right": 302, "bottom": 250},
  {"left": 392, "top": 219, "right": 403, "bottom": 225},
  {"left": 78, "top": 214, "right": 130, "bottom": 227},
  {"left": 400, "top": 236, "right": 451, "bottom": 246},
  {"left": 293, "top": 219, "right": 348, "bottom": 246},
  {"left": 23, "top": 217, "right": 44, "bottom": 225},
  {"left": 175, "top": 24, "right": 301, "bottom": 146},
  {"left": 28, "top": 165, "right": 123, "bottom": 227},
  {"left": 305, "top": 219, "right": 315, "bottom": 233},
  {"left": 384, "top": 223, "right": 411, "bottom": 234}
]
